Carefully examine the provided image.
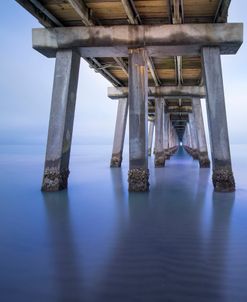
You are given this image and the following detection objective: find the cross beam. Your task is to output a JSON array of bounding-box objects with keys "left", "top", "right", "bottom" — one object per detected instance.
[
  {"left": 33, "top": 23, "right": 243, "bottom": 58},
  {"left": 108, "top": 86, "right": 206, "bottom": 99}
]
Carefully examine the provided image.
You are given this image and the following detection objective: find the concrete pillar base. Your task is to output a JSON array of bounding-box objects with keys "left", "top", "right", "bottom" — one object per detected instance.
[
  {"left": 199, "top": 152, "right": 211, "bottom": 168},
  {"left": 164, "top": 149, "right": 171, "bottom": 160},
  {"left": 155, "top": 152, "right": 166, "bottom": 168},
  {"left": 110, "top": 153, "right": 122, "bottom": 168},
  {"left": 128, "top": 168, "right": 149, "bottom": 192},
  {"left": 168, "top": 147, "right": 178, "bottom": 156},
  {"left": 42, "top": 168, "right": 69, "bottom": 192},
  {"left": 191, "top": 149, "right": 199, "bottom": 160},
  {"left": 184, "top": 146, "right": 198, "bottom": 159},
  {"left": 183, "top": 146, "right": 190, "bottom": 154},
  {"left": 212, "top": 167, "right": 235, "bottom": 192},
  {"left": 171, "top": 146, "right": 178, "bottom": 154}
]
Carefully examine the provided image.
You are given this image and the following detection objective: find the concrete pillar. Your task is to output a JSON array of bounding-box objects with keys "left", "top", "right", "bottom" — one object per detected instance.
[
  {"left": 148, "top": 120, "right": 154, "bottom": 156},
  {"left": 168, "top": 123, "right": 177, "bottom": 155},
  {"left": 155, "top": 98, "right": 166, "bottom": 167},
  {"left": 185, "top": 124, "right": 191, "bottom": 149},
  {"left": 168, "top": 119, "right": 172, "bottom": 153},
  {"left": 186, "top": 123, "right": 192, "bottom": 149},
  {"left": 189, "top": 113, "right": 199, "bottom": 159},
  {"left": 128, "top": 48, "right": 149, "bottom": 192},
  {"left": 185, "top": 126, "right": 189, "bottom": 147},
  {"left": 192, "top": 98, "right": 210, "bottom": 168},
  {"left": 163, "top": 113, "right": 170, "bottom": 159},
  {"left": 184, "top": 122, "right": 193, "bottom": 155},
  {"left": 110, "top": 98, "right": 128, "bottom": 167},
  {"left": 202, "top": 47, "right": 235, "bottom": 192},
  {"left": 41, "top": 50, "right": 80, "bottom": 192},
  {"left": 172, "top": 126, "right": 178, "bottom": 153}
]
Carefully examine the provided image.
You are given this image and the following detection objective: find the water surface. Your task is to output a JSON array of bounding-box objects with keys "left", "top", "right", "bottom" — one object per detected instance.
[{"left": 0, "top": 145, "right": 247, "bottom": 302}]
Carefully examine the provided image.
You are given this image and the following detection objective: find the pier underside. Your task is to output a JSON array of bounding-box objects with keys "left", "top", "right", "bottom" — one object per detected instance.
[{"left": 16, "top": 0, "right": 243, "bottom": 192}]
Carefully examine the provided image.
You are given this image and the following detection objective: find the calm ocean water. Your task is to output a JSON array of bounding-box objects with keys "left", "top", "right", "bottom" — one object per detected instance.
[{"left": 0, "top": 144, "right": 247, "bottom": 302}]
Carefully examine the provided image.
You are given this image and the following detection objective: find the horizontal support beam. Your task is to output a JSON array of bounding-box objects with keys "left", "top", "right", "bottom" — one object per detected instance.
[
  {"left": 108, "top": 86, "right": 206, "bottom": 99},
  {"left": 171, "top": 116, "right": 188, "bottom": 121},
  {"left": 166, "top": 106, "right": 192, "bottom": 113},
  {"left": 32, "top": 23, "right": 243, "bottom": 58}
]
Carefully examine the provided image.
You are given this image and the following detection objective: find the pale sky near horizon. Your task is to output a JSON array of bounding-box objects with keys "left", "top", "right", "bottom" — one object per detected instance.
[{"left": 0, "top": 1, "right": 246, "bottom": 146}]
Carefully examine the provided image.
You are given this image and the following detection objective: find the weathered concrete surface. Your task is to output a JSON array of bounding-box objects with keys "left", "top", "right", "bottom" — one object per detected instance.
[
  {"left": 202, "top": 47, "right": 235, "bottom": 192},
  {"left": 192, "top": 98, "right": 210, "bottom": 168},
  {"left": 163, "top": 113, "right": 170, "bottom": 159},
  {"left": 148, "top": 120, "right": 154, "bottom": 156},
  {"left": 198, "top": 152, "right": 211, "bottom": 168},
  {"left": 128, "top": 168, "right": 149, "bottom": 192},
  {"left": 32, "top": 23, "right": 243, "bottom": 58},
  {"left": 168, "top": 119, "right": 174, "bottom": 158},
  {"left": 110, "top": 98, "right": 128, "bottom": 167},
  {"left": 188, "top": 113, "right": 199, "bottom": 160},
  {"left": 183, "top": 124, "right": 193, "bottom": 155},
  {"left": 155, "top": 98, "right": 165, "bottom": 167},
  {"left": 167, "top": 120, "right": 179, "bottom": 157},
  {"left": 128, "top": 48, "right": 149, "bottom": 192},
  {"left": 184, "top": 123, "right": 196, "bottom": 158},
  {"left": 213, "top": 166, "right": 235, "bottom": 193},
  {"left": 42, "top": 50, "right": 80, "bottom": 192},
  {"left": 108, "top": 86, "right": 206, "bottom": 99}
]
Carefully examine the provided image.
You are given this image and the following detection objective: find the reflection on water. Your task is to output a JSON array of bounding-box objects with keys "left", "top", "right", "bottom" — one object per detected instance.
[
  {"left": 43, "top": 192, "right": 83, "bottom": 302},
  {"left": 0, "top": 145, "right": 247, "bottom": 301}
]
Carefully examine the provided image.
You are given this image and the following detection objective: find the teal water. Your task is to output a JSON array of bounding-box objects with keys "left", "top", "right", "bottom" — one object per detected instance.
[{"left": 0, "top": 144, "right": 247, "bottom": 302}]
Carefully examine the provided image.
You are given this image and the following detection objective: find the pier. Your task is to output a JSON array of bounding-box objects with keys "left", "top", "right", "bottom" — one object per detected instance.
[{"left": 16, "top": 0, "right": 243, "bottom": 193}]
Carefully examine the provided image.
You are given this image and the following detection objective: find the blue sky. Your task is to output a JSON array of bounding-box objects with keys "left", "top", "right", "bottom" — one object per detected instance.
[{"left": 0, "top": 1, "right": 246, "bottom": 146}]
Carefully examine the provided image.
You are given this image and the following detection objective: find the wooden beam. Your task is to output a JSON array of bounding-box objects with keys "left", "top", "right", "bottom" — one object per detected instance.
[
  {"left": 121, "top": 0, "right": 138, "bottom": 25},
  {"left": 147, "top": 56, "right": 161, "bottom": 86},
  {"left": 16, "top": 1, "right": 122, "bottom": 86},
  {"left": 167, "top": 0, "right": 173, "bottom": 24},
  {"left": 214, "top": 0, "right": 231, "bottom": 23},
  {"left": 68, "top": 0, "right": 128, "bottom": 83},
  {"left": 108, "top": 86, "right": 206, "bottom": 99},
  {"left": 16, "top": 0, "right": 63, "bottom": 27},
  {"left": 113, "top": 57, "right": 128, "bottom": 76},
  {"left": 176, "top": 56, "right": 183, "bottom": 85},
  {"left": 172, "top": 0, "right": 182, "bottom": 24},
  {"left": 171, "top": 0, "right": 184, "bottom": 85},
  {"left": 121, "top": 0, "right": 161, "bottom": 86},
  {"left": 88, "top": 58, "right": 123, "bottom": 86},
  {"left": 67, "top": 0, "right": 94, "bottom": 26},
  {"left": 33, "top": 23, "right": 243, "bottom": 58}
]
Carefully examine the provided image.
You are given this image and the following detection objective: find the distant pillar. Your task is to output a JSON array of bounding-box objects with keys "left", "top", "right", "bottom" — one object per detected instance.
[
  {"left": 171, "top": 125, "right": 178, "bottom": 154},
  {"left": 110, "top": 98, "right": 128, "bottom": 167},
  {"left": 182, "top": 127, "right": 186, "bottom": 147},
  {"left": 189, "top": 113, "right": 199, "bottom": 160},
  {"left": 168, "top": 119, "right": 172, "bottom": 154},
  {"left": 185, "top": 123, "right": 192, "bottom": 150},
  {"left": 128, "top": 48, "right": 149, "bottom": 192},
  {"left": 202, "top": 47, "right": 235, "bottom": 192},
  {"left": 164, "top": 112, "right": 170, "bottom": 159},
  {"left": 155, "top": 98, "right": 166, "bottom": 167},
  {"left": 41, "top": 50, "right": 80, "bottom": 192},
  {"left": 148, "top": 120, "right": 154, "bottom": 156},
  {"left": 184, "top": 122, "right": 193, "bottom": 155},
  {"left": 186, "top": 122, "right": 192, "bottom": 149},
  {"left": 192, "top": 98, "right": 210, "bottom": 168}
]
